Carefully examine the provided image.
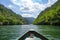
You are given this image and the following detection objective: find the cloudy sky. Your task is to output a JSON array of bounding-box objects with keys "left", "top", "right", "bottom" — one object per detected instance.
[{"left": 0, "top": 0, "right": 57, "bottom": 18}]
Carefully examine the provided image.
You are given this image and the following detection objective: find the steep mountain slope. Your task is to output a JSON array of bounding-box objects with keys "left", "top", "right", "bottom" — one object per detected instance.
[
  {"left": 24, "top": 17, "right": 35, "bottom": 24},
  {"left": 34, "top": 0, "right": 60, "bottom": 25},
  {"left": 0, "top": 4, "right": 26, "bottom": 25}
]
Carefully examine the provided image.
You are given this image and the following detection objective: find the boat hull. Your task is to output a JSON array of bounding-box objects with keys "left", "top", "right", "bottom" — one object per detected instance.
[{"left": 18, "top": 31, "right": 48, "bottom": 40}]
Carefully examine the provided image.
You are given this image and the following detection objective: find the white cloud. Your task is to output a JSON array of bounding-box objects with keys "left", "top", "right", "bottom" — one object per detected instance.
[
  {"left": 7, "top": 5, "right": 13, "bottom": 9},
  {"left": 11, "top": 0, "right": 21, "bottom": 5},
  {"left": 45, "top": 0, "right": 57, "bottom": 7},
  {"left": 10, "top": 0, "right": 58, "bottom": 18},
  {"left": 21, "top": 14, "right": 33, "bottom": 17}
]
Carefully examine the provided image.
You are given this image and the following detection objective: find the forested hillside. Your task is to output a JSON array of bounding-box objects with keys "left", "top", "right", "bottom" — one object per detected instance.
[
  {"left": 0, "top": 4, "right": 26, "bottom": 25},
  {"left": 34, "top": 0, "right": 60, "bottom": 25},
  {"left": 24, "top": 17, "right": 35, "bottom": 24}
]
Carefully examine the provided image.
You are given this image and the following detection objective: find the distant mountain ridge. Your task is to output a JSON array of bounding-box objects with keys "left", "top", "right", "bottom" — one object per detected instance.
[
  {"left": 0, "top": 4, "right": 26, "bottom": 25},
  {"left": 24, "top": 17, "right": 35, "bottom": 24},
  {"left": 34, "top": 0, "right": 60, "bottom": 25}
]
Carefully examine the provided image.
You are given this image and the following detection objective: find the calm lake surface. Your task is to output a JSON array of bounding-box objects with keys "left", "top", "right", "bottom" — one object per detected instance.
[{"left": 0, "top": 25, "right": 60, "bottom": 40}]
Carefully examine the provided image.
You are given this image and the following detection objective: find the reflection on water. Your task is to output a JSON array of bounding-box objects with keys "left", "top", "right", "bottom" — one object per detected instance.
[{"left": 0, "top": 25, "right": 60, "bottom": 40}]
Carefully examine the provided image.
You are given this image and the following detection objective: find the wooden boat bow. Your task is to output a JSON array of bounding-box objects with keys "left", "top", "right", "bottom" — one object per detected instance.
[{"left": 18, "top": 31, "right": 48, "bottom": 40}]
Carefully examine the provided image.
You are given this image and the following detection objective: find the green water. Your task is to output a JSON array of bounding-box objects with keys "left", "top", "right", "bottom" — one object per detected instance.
[{"left": 0, "top": 25, "right": 60, "bottom": 40}]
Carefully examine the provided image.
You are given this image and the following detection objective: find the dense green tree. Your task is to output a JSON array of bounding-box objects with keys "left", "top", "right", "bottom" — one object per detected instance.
[
  {"left": 34, "top": 0, "right": 60, "bottom": 25},
  {"left": 0, "top": 4, "right": 26, "bottom": 25}
]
